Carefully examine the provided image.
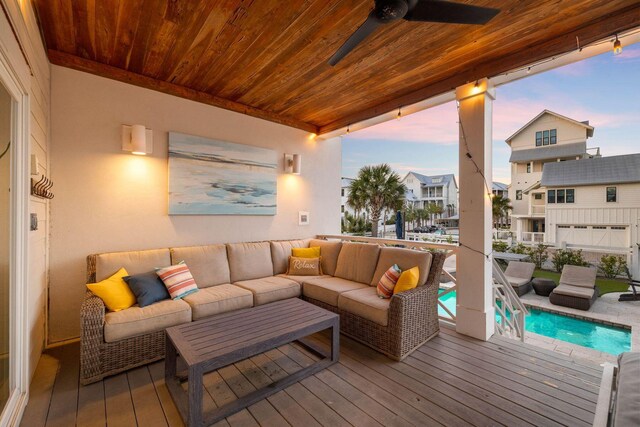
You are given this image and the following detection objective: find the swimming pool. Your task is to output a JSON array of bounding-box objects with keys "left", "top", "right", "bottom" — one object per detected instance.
[{"left": 438, "top": 289, "right": 631, "bottom": 355}]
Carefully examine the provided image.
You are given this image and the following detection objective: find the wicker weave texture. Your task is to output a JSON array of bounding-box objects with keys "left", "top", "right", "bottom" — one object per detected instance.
[{"left": 549, "top": 288, "right": 598, "bottom": 311}]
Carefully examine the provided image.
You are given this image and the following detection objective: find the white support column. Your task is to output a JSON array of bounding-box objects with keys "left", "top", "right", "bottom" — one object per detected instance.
[{"left": 455, "top": 79, "right": 495, "bottom": 341}]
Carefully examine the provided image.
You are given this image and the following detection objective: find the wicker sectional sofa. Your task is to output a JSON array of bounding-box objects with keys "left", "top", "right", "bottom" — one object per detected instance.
[{"left": 80, "top": 238, "right": 444, "bottom": 385}]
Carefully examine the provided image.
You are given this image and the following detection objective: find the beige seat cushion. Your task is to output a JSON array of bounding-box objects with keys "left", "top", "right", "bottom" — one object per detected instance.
[
  {"left": 227, "top": 242, "right": 274, "bottom": 282},
  {"left": 95, "top": 248, "right": 170, "bottom": 281},
  {"left": 334, "top": 242, "right": 381, "bottom": 284},
  {"left": 370, "top": 247, "right": 432, "bottom": 287},
  {"left": 505, "top": 275, "right": 531, "bottom": 287},
  {"left": 183, "top": 284, "right": 253, "bottom": 320},
  {"left": 234, "top": 276, "right": 300, "bottom": 306},
  {"left": 104, "top": 299, "right": 191, "bottom": 342},
  {"left": 302, "top": 277, "right": 368, "bottom": 306},
  {"left": 338, "top": 287, "right": 390, "bottom": 326},
  {"left": 170, "top": 244, "right": 231, "bottom": 288},
  {"left": 277, "top": 274, "right": 330, "bottom": 285},
  {"left": 309, "top": 239, "right": 343, "bottom": 276},
  {"left": 270, "top": 239, "right": 311, "bottom": 275},
  {"left": 552, "top": 284, "right": 595, "bottom": 299}
]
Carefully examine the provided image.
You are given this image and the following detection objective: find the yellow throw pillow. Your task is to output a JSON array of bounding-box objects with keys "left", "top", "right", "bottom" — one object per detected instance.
[
  {"left": 394, "top": 266, "right": 420, "bottom": 294},
  {"left": 86, "top": 267, "right": 136, "bottom": 311},
  {"left": 292, "top": 246, "right": 321, "bottom": 258}
]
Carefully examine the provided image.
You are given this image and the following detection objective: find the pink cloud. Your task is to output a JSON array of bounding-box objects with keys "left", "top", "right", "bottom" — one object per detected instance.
[
  {"left": 345, "top": 103, "right": 459, "bottom": 145},
  {"left": 346, "top": 89, "right": 636, "bottom": 148}
]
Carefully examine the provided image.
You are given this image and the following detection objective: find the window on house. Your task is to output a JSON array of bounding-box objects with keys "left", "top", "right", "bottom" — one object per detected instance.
[
  {"left": 547, "top": 190, "right": 555, "bottom": 203},
  {"left": 341, "top": 205, "right": 344, "bottom": 213},
  {"left": 341, "top": 189, "right": 345, "bottom": 197},
  {"left": 535, "top": 129, "right": 557, "bottom": 146},
  {"left": 611, "top": 226, "right": 626, "bottom": 230},
  {"left": 566, "top": 189, "right": 574, "bottom": 203},
  {"left": 547, "top": 188, "right": 574, "bottom": 204},
  {"left": 593, "top": 226, "right": 606, "bottom": 230},
  {"left": 516, "top": 190, "right": 522, "bottom": 200},
  {"left": 527, "top": 163, "right": 531, "bottom": 173},
  {"left": 534, "top": 193, "right": 543, "bottom": 200},
  {"left": 607, "top": 187, "right": 617, "bottom": 202}
]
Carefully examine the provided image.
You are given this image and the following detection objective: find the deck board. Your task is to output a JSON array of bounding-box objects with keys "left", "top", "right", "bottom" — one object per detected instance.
[{"left": 21, "top": 326, "right": 602, "bottom": 427}]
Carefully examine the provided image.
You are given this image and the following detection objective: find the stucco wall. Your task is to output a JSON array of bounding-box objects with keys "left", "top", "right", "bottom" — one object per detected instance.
[{"left": 49, "top": 66, "right": 341, "bottom": 342}]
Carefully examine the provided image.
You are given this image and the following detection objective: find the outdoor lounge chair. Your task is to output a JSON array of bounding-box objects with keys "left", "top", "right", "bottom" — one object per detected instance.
[
  {"left": 619, "top": 267, "right": 640, "bottom": 302},
  {"left": 503, "top": 261, "right": 535, "bottom": 296},
  {"left": 549, "top": 265, "right": 598, "bottom": 311}
]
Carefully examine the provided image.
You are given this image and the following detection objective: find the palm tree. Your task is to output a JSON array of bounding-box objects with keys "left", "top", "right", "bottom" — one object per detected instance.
[
  {"left": 347, "top": 164, "right": 406, "bottom": 238},
  {"left": 492, "top": 195, "right": 512, "bottom": 228},
  {"left": 426, "top": 203, "right": 443, "bottom": 226}
]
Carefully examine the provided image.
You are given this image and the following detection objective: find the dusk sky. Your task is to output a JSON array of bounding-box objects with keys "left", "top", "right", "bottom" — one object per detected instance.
[{"left": 341, "top": 44, "right": 640, "bottom": 185}]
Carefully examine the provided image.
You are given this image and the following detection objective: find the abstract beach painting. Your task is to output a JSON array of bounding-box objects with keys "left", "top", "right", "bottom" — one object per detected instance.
[{"left": 168, "top": 132, "right": 277, "bottom": 215}]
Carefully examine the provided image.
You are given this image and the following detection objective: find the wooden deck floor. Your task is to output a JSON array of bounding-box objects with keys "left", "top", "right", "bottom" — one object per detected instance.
[{"left": 21, "top": 327, "right": 603, "bottom": 427}]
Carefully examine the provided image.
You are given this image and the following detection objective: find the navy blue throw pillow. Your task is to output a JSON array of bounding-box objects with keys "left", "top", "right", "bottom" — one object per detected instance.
[{"left": 123, "top": 271, "right": 170, "bottom": 308}]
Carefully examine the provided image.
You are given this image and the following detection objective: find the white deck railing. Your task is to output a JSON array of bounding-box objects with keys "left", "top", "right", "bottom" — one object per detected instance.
[
  {"left": 492, "top": 259, "right": 528, "bottom": 342},
  {"left": 316, "top": 235, "right": 458, "bottom": 323}
]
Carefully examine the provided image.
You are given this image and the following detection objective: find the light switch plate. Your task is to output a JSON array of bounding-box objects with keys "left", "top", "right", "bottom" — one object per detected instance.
[{"left": 30, "top": 213, "right": 38, "bottom": 231}]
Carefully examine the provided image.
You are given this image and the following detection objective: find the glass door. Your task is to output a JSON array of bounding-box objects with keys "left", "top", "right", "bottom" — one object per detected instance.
[{"left": 0, "top": 79, "right": 11, "bottom": 414}]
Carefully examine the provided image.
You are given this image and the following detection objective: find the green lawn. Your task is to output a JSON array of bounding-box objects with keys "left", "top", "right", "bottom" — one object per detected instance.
[{"left": 532, "top": 269, "right": 630, "bottom": 295}]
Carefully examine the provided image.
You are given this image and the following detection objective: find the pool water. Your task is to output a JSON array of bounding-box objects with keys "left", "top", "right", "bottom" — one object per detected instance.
[{"left": 438, "top": 289, "right": 631, "bottom": 355}]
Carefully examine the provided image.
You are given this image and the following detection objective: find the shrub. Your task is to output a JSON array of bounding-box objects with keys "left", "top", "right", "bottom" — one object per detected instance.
[
  {"left": 598, "top": 255, "right": 627, "bottom": 279},
  {"left": 510, "top": 243, "right": 528, "bottom": 255},
  {"left": 552, "top": 249, "right": 590, "bottom": 273},
  {"left": 492, "top": 241, "right": 508, "bottom": 253},
  {"left": 526, "top": 244, "right": 551, "bottom": 269}
]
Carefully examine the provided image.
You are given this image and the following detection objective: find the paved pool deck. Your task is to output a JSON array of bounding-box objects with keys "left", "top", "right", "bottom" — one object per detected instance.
[{"left": 520, "top": 290, "right": 640, "bottom": 364}]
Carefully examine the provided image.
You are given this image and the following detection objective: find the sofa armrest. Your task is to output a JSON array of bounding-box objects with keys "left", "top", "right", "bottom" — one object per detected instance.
[
  {"left": 388, "top": 252, "right": 445, "bottom": 330},
  {"left": 80, "top": 290, "right": 106, "bottom": 384}
]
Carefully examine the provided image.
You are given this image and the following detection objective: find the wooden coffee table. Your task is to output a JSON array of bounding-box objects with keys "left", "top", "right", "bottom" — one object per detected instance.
[{"left": 165, "top": 298, "right": 339, "bottom": 427}]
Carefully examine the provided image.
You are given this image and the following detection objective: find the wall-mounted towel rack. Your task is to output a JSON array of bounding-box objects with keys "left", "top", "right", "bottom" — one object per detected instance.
[{"left": 31, "top": 174, "right": 54, "bottom": 199}]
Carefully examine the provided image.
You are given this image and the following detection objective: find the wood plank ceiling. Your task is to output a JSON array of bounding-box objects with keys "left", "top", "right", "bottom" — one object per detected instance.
[{"left": 33, "top": 1, "right": 640, "bottom": 135}]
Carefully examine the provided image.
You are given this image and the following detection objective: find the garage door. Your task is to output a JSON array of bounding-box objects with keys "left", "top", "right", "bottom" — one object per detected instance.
[{"left": 556, "top": 225, "right": 630, "bottom": 248}]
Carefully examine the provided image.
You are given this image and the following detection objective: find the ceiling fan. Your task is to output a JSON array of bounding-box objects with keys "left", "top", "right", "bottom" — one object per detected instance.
[{"left": 328, "top": 0, "right": 500, "bottom": 66}]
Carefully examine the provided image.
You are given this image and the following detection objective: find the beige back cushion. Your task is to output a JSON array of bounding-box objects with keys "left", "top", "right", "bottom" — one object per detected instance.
[
  {"left": 334, "top": 242, "right": 381, "bottom": 284},
  {"left": 227, "top": 241, "right": 274, "bottom": 282},
  {"left": 170, "top": 244, "right": 231, "bottom": 288},
  {"left": 370, "top": 247, "right": 433, "bottom": 287},
  {"left": 309, "top": 239, "right": 343, "bottom": 276},
  {"left": 270, "top": 239, "right": 310, "bottom": 275},
  {"left": 504, "top": 261, "right": 535, "bottom": 280},
  {"left": 95, "top": 248, "right": 170, "bottom": 282},
  {"left": 560, "top": 265, "right": 597, "bottom": 289}
]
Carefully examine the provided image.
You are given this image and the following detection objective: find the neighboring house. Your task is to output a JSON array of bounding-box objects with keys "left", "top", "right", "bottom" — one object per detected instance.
[
  {"left": 507, "top": 110, "right": 595, "bottom": 241},
  {"left": 402, "top": 172, "right": 458, "bottom": 217},
  {"left": 506, "top": 110, "right": 640, "bottom": 278},
  {"left": 340, "top": 177, "right": 355, "bottom": 219},
  {"left": 492, "top": 182, "right": 508, "bottom": 199},
  {"left": 541, "top": 154, "right": 640, "bottom": 252}
]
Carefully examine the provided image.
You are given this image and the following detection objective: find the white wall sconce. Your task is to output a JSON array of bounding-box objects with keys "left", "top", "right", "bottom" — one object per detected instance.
[
  {"left": 284, "top": 153, "right": 301, "bottom": 174},
  {"left": 121, "top": 124, "right": 153, "bottom": 155}
]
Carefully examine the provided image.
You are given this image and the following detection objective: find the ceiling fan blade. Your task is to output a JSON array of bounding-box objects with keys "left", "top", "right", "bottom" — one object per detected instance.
[
  {"left": 328, "top": 13, "right": 381, "bottom": 66},
  {"left": 405, "top": 0, "right": 500, "bottom": 24}
]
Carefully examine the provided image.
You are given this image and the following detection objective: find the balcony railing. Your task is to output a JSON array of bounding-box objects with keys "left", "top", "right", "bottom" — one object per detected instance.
[
  {"left": 529, "top": 205, "right": 546, "bottom": 216},
  {"left": 520, "top": 231, "right": 545, "bottom": 243}
]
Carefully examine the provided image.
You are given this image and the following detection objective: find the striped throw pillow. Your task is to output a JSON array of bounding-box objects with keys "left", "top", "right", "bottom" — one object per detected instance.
[
  {"left": 376, "top": 264, "right": 402, "bottom": 299},
  {"left": 156, "top": 261, "right": 198, "bottom": 300}
]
